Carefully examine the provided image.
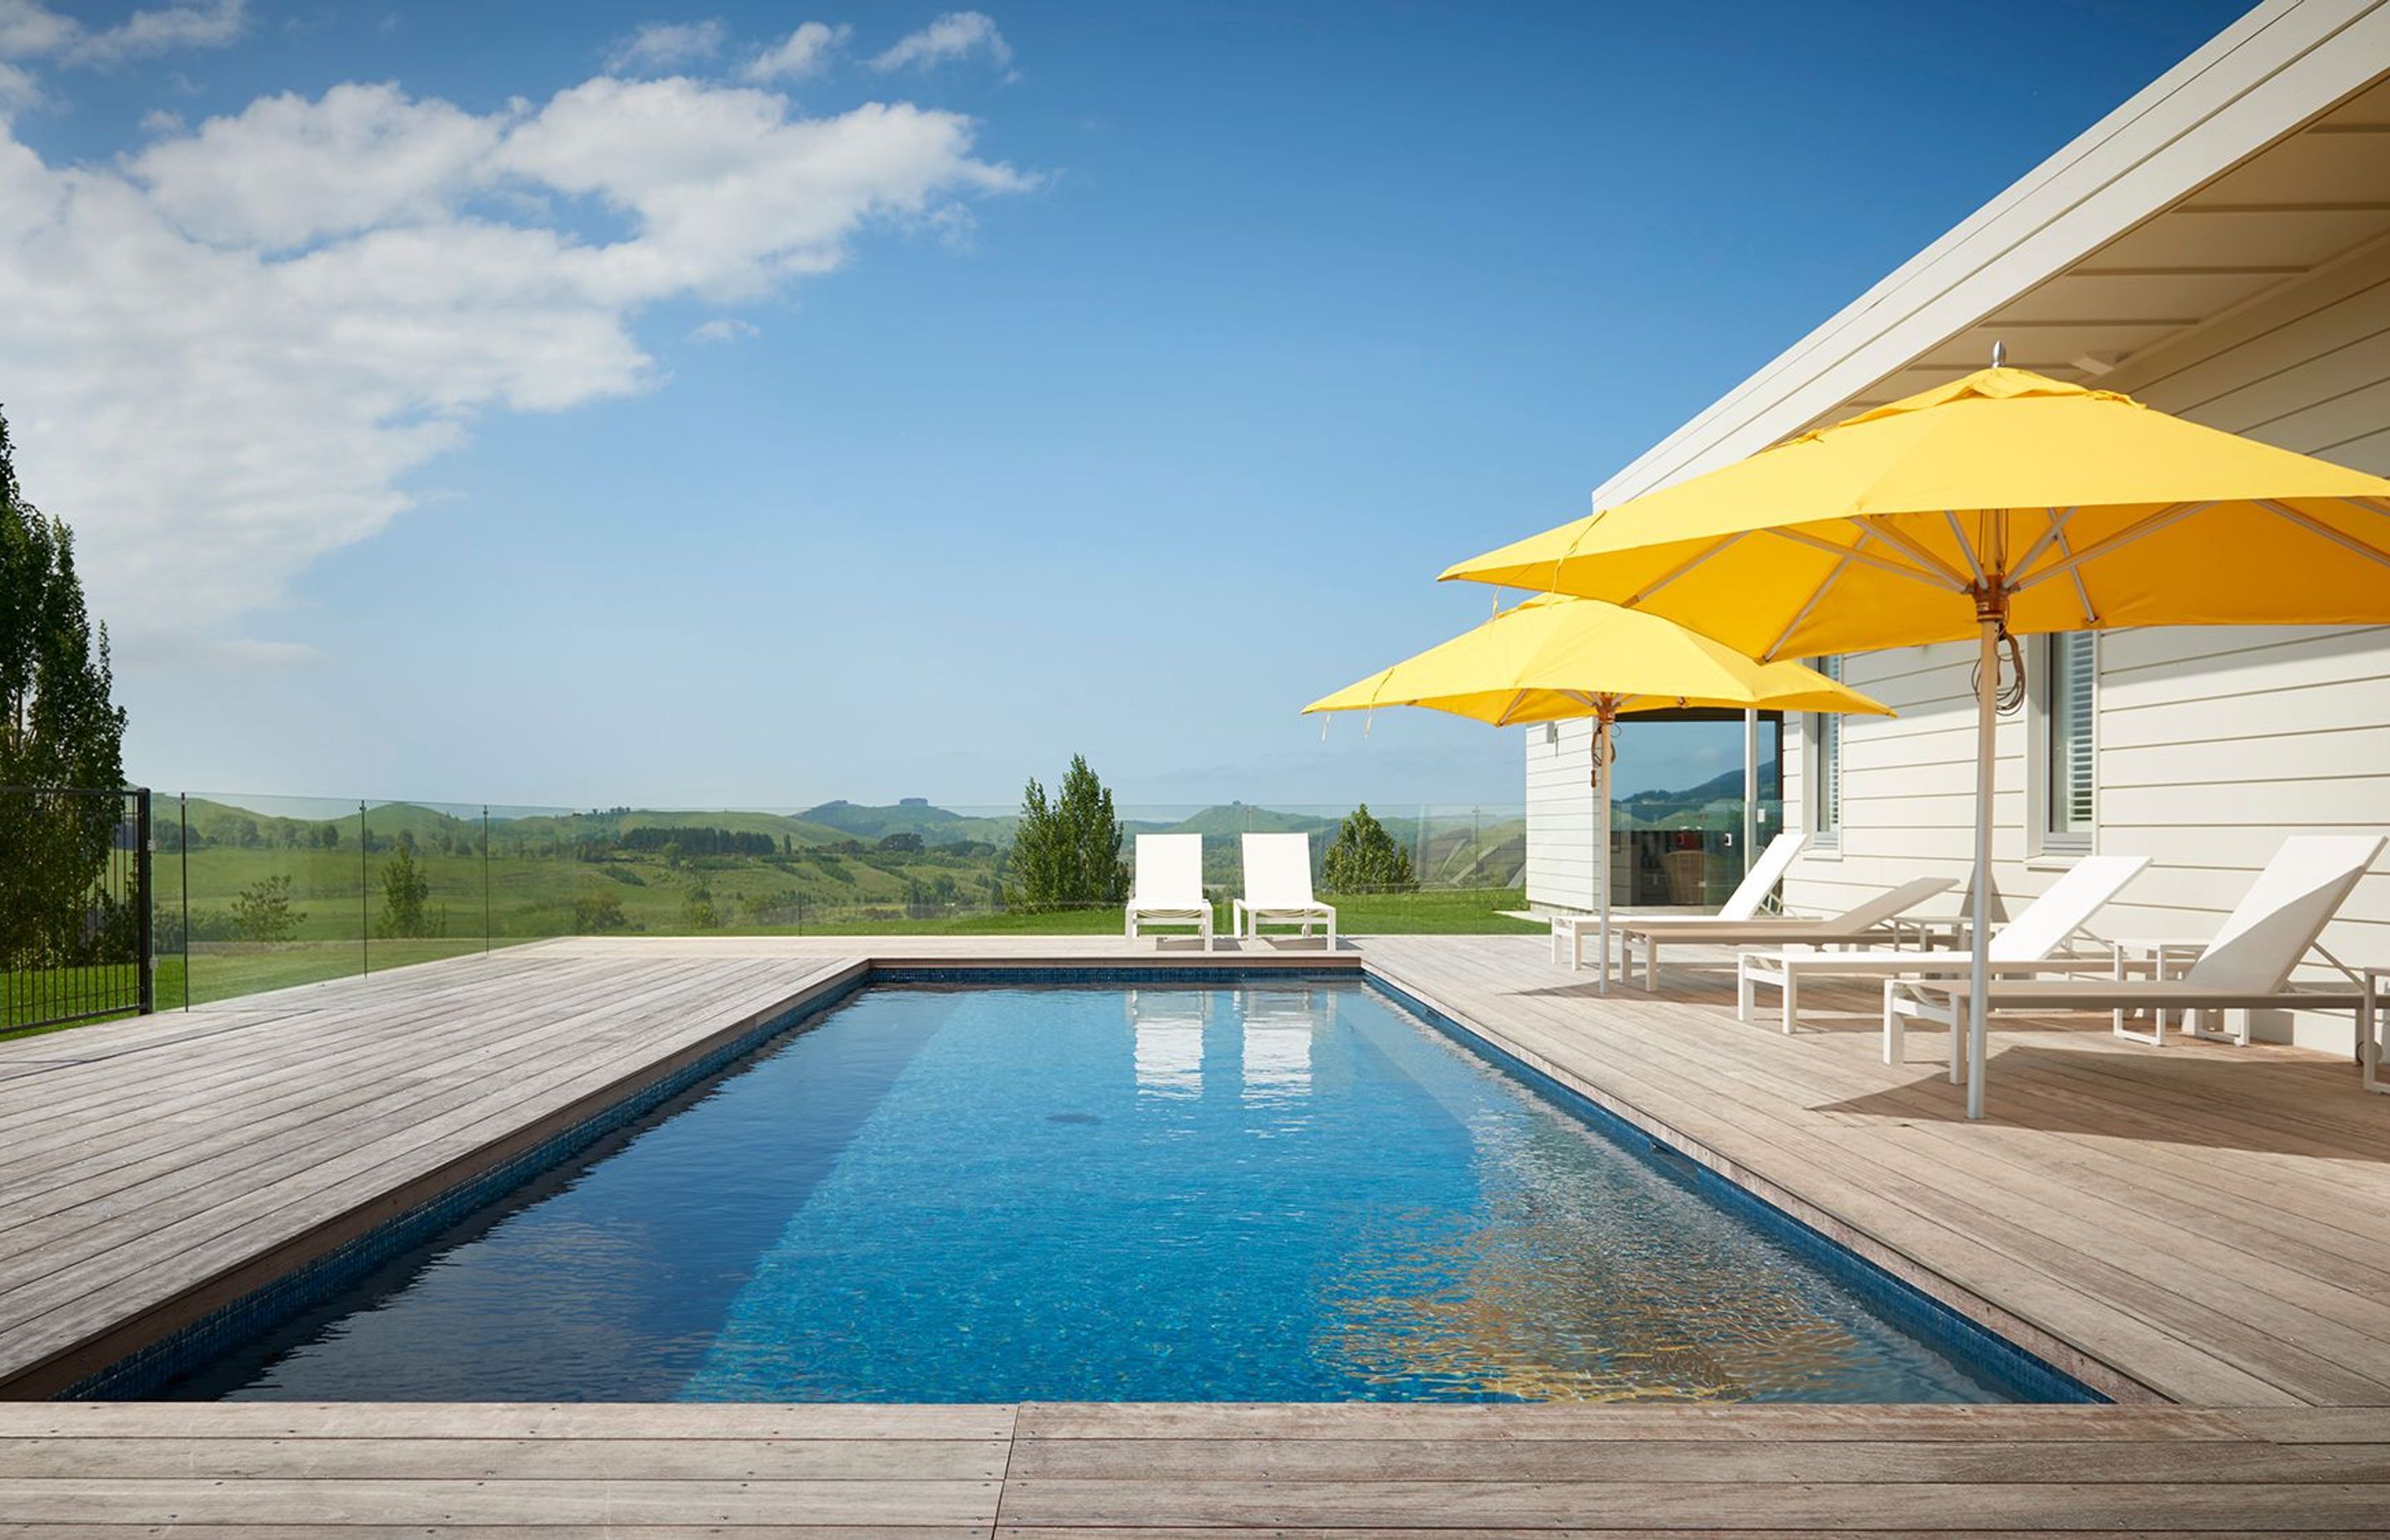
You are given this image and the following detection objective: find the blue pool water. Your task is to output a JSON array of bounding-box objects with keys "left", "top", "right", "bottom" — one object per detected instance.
[{"left": 168, "top": 980, "right": 2072, "bottom": 1402}]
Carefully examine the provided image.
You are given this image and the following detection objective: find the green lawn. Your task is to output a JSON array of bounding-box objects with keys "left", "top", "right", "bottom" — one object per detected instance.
[
  {"left": 786, "top": 887, "right": 1542, "bottom": 936},
  {"left": 6, "top": 887, "right": 1538, "bottom": 1041}
]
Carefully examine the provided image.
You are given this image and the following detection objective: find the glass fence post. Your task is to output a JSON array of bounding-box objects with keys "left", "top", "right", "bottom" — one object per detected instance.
[
  {"left": 136, "top": 788, "right": 154, "bottom": 1016},
  {"left": 482, "top": 806, "right": 491, "bottom": 956},
  {"left": 359, "top": 801, "right": 369, "bottom": 978},
  {"left": 179, "top": 792, "right": 191, "bottom": 1011}
]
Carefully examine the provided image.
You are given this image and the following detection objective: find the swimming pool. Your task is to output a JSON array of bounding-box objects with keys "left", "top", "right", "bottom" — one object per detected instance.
[{"left": 163, "top": 977, "right": 2085, "bottom": 1402}]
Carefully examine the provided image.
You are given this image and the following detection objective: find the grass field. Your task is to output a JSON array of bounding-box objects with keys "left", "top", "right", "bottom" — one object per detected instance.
[
  {"left": 6, "top": 887, "right": 1539, "bottom": 1041},
  {"left": 787, "top": 888, "right": 1543, "bottom": 937}
]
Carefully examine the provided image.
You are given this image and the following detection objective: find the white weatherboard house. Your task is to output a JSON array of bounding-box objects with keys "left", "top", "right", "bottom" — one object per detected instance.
[{"left": 1526, "top": 0, "right": 2390, "bottom": 1054}]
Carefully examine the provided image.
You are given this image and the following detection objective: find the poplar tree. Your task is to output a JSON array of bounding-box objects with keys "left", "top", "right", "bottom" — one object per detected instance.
[
  {"left": 0, "top": 405, "right": 131, "bottom": 972},
  {"left": 0, "top": 407, "right": 125, "bottom": 791}
]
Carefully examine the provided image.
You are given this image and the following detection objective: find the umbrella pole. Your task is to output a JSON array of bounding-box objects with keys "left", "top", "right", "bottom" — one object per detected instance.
[
  {"left": 1967, "top": 616, "right": 1997, "bottom": 1119},
  {"left": 1598, "top": 724, "right": 1612, "bottom": 997}
]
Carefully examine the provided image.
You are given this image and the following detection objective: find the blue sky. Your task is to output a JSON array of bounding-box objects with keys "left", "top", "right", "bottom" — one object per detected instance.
[{"left": 1, "top": 0, "right": 2246, "bottom": 810}]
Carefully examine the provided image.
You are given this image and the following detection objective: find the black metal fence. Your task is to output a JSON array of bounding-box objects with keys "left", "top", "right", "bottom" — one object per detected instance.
[{"left": 1, "top": 787, "right": 151, "bottom": 1032}]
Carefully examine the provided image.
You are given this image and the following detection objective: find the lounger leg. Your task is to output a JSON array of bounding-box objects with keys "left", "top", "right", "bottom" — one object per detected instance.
[
  {"left": 1645, "top": 940, "right": 1659, "bottom": 992},
  {"left": 1948, "top": 999, "right": 1962, "bottom": 1084},
  {"left": 2364, "top": 975, "right": 2382, "bottom": 1094},
  {"left": 1882, "top": 979, "right": 1903, "bottom": 1066},
  {"left": 1737, "top": 959, "right": 1754, "bottom": 1023},
  {"left": 1782, "top": 967, "right": 1798, "bottom": 1036}
]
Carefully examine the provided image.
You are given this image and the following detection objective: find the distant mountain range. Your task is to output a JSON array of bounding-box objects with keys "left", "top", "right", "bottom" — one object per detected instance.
[{"left": 1616, "top": 759, "right": 1781, "bottom": 830}]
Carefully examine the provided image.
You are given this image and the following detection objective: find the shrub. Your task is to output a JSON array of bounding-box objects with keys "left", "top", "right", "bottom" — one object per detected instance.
[
  {"left": 1322, "top": 804, "right": 1416, "bottom": 894},
  {"left": 573, "top": 891, "right": 631, "bottom": 933},
  {"left": 229, "top": 875, "right": 304, "bottom": 943}
]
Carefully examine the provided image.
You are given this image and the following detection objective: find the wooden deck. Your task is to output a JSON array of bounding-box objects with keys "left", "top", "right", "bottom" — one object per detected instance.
[
  {"left": 0, "top": 1400, "right": 2383, "bottom": 1533},
  {"left": 1, "top": 932, "right": 2387, "bottom": 1533}
]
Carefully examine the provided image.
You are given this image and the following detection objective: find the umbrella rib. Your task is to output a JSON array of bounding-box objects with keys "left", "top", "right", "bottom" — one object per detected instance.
[
  {"left": 2012, "top": 502, "right": 2212, "bottom": 594},
  {"left": 1944, "top": 511, "right": 1987, "bottom": 587},
  {"left": 1866, "top": 521, "right": 1975, "bottom": 590},
  {"left": 2260, "top": 500, "right": 2390, "bottom": 568},
  {"left": 2051, "top": 522, "right": 2098, "bottom": 626},
  {"left": 2007, "top": 508, "right": 2078, "bottom": 586},
  {"left": 1761, "top": 548, "right": 1860, "bottom": 662},
  {"left": 1766, "top": 527, "right": 1965, "bottom": 591},
  {"left": 1626, "top": 532, "right": 1748, "bottom": 606}
]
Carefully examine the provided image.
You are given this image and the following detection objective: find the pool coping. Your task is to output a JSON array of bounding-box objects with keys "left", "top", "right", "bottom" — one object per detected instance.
[{"left": 39, "top": 947, "right": 2148, "bottom": 1406}]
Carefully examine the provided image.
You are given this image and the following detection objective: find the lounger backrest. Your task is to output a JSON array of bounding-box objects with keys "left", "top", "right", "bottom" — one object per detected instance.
[
  {"left": 1719, "top": 831, "right": 1807, "bottom": 920},
  {"left": 1826, "top": 876, "right": 1953, "bottom": 933},
  {"left": 1987, "top": 855, "right": 2150, "bottom": 962},
  {"left": 1132, "top": 834, "right": 1204, "bottom": 907},
  {"left": 2185, "top": 835, "right": 2385, "bottom": 991},
  {"left": 1241, "top": 832, "right": 1317, "bottom": 908}
]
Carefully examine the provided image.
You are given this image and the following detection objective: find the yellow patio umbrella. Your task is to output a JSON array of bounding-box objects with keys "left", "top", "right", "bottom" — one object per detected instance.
[
  {"left": 1442, "top": 364, "right": 2390, "bottom": 1114},
  {"left": 1305, "top": 593, "right": 1891, "bottom": 990}
]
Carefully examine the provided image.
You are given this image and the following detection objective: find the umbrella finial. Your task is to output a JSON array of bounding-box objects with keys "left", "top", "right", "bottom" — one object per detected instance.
[{"left": 1991, "top": 339, "right": 2006, "bottom": 368}]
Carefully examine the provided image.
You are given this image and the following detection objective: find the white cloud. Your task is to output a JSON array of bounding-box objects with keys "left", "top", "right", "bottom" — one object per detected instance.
[
  {"left": 0, "top": 70, "right": 1031, "bottom": 656},
  {"left": 741, "top": 20, "right": 846, "bottom": 83},
  {"left": 689, "top": 317, "right": 758, "bottom": 343},
  {"left": 603, "top": 18, "right": 724, "bottom": 74},
  {"left": 0, "top": 2, "right": 78, "bottom": 58},
  {"left": 128, "top": 83, "right": 507, "bottom": 248},
  {"left": 69, "top": 0, "right": 246, "bottom": 65},
  {"left": 0, "top": 0, "right": 247, "bottom": 71},
  {"left": 871, "top": 11, "right": 1011, "bottom": 74}
]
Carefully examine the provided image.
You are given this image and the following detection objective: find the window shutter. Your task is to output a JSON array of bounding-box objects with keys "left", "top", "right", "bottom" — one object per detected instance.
[
  {"left": 1817, "top": 657, "right": 1842, "bottom": 836},
  {"left": 2050, "top": 634, "right": 2095, "bottom": 834}
]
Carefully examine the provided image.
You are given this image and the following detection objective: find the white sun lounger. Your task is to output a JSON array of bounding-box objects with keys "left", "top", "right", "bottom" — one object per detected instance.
[
  {"left": 1124, "top": 833, "right": 1212, "bottom": 951},
  {"left": 1551, "top": 831, "right": 1807, "bottom": 971},
  {"left": 1233, "top": 832, "right": 1336, "bottom": 948},
  {"left": 1735, "top": 854, "right": 2149, "bottom": 1045},
  {"left": 1886, "top": 835, "right": 2385, "bottom": 1085},
  {"left": 1617, "top": 876, "right": 1953, "bottom": 992}
]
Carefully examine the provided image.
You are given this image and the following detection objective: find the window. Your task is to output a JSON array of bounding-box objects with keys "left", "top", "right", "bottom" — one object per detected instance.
[
  {"left": 1812, "top": 657, "right": 1842, "bottom": 846},
  {"left": 2046, "top": 633, "right": 2095, "bottom": 839}
]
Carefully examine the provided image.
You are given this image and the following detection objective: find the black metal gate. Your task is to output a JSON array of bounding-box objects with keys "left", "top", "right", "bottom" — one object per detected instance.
[{"left": 1, "top": 786, "right": 152, "bottom": 1032}]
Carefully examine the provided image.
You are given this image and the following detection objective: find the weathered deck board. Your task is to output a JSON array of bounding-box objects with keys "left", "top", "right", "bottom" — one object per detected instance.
[{"left": 0, "top": 1403, "right": 2377, "bottom": 1535}]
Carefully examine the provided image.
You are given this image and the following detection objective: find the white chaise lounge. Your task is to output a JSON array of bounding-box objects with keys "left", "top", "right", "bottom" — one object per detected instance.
[
  {"left": 1124, "top": 833, "right": 1212, "bottom": 951},
  {"left": 1886, "top": 835, "right": 2385, "bottom": 1084},
  {"left": 1234, "top": 832, "right": 1336, "bottom": 948},
  {"left": 1735, "top": 854, "right": 2149, "bottom": 1045},
  {"left": 1551, "top": 831, "right": 1807, "bottom": 971},
  {"left": 1616, "top": 876, "right": 1953, "bottom": 992}
]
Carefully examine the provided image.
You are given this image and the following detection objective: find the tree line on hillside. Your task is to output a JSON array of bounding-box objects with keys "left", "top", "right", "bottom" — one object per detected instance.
[{"left": 618, "top": 826, "right": 778, "bottom": 858}]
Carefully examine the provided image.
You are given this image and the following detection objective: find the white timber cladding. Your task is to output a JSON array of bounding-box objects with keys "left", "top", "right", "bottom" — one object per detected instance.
[
  {"left": 1528, "top": 0, "right": 2390, "bottom": 1051},
  {"left": 1524, "top": 719, "right": 1601, "bottom": 913}
]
